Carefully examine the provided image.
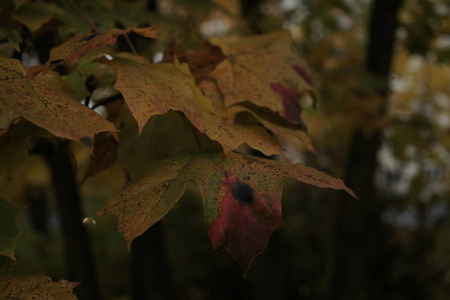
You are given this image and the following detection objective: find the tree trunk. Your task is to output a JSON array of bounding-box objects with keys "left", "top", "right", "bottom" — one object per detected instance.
[
  {"left": 34, "top": 140, "right": 101, "bottom": 300},
  {"left": 130, "top": 221, "right": 176, "bottom": 300},
  {"left": 332, "top": 0, "right": 403, "bottom": 299},
  {"left": 26, "top": 185, "right": 49, "bottom": 235}
]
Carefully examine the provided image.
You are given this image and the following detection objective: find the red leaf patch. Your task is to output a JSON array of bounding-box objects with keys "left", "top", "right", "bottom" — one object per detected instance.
[{"left": 209, "top": 173, "right": 283, "bottom": 275}]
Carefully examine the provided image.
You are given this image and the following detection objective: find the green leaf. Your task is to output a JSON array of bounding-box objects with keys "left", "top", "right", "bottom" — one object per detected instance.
[
  {"left": 0, "top": 122, "right": 49, "bottom": 180},
  {"left": 11, "top": 2, "right": 64, "bottom": 32},
  {"left": 0, "top": 25, "right": 22, "bottom": 52},
  {"left": 0, "top": 199, "right": 19, "bottom": 260},
  {"left": 13, "top": 0, "right": 27, "bottom": 9}
]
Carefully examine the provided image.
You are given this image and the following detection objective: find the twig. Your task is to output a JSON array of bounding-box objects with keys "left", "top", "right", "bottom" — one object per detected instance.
[
  {"left": 158, "top": 53, "right": 224, "bottom": 63},
  {"left": 67, "top": 0, "right": 99, "bottom": 33},
  {"left": 91, "top": 94, "right": 123, "bottom": 109},
  {"left": 83, "top": 96, "right": 91, "bottom": 107}
]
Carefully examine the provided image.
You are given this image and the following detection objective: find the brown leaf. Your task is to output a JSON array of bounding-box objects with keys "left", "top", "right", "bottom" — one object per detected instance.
[
  {"left": 210, "top": 31, "right": 313, "bottom": 124},
  {"left": 199, "top": 80, "right": 316, "bottom": 154},
  {"left": 185, "top": 42, "right": 225, "bottom": 80},
  {"left": 47, "top": 27, "right": 159, "bottom": 66},
  {"left": 177, "top": 63, "right": 283, "bottom": 156},
  {"left": 97, "top": 154, "right": 195, "bottom": 250},
  {"left": 0, "top": 58, "right": 117, "bottom": 141},
  {"left": 0, "top": 273, "right": 79, "bottom": 300},
  {"left": 97, "top": 54, "right": 204, "bottom": 133},
  {"left": 84, "top": 132, "right": 118, "bottom": 179},
  {"left": 225, "top": 104, "right": 317, "bottom": 154}
]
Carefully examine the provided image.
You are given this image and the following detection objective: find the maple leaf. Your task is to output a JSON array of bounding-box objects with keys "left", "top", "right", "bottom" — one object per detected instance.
[
  {"left": 210, "top": 31, "right": 313, "bottom": 125},
  {"left": 0, "top": 57, "right": 117, "bottom": 141},
  {"left": 0, "top": 257, "right": 78, "bottom": 300},
  {"left": 176, "top": 62, "right": 284, "bottom": 156},
  {"left": 0, "top": 199, "right": 20, "bottom": 260},
  {"left": 98, "top": 150, "right": 356, "bottom": 274},
  {"left": 96, "top": 54, "right": 204, "bottom": 133},
  {"left": 224, "top": 103, "right": 317, "bottom": 154},
  {"left": 47, "top": 27, "right": 159, "bottom": 67}
]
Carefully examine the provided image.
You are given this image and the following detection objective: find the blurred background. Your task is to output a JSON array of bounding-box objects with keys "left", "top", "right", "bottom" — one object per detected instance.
[{"left": 1, "top": 0, "right": 450, "bottom": 299}]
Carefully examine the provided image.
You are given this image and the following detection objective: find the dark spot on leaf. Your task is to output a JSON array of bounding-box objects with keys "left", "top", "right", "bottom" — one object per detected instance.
[
  {"left": 231, "top": 181, "right": 255, "bottom": 205},
  {"left": 83, "top": 33, "right": 100, "bottom": 41}
]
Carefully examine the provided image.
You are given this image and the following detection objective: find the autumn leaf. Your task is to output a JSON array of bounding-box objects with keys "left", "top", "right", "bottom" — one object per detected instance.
[
  {"left": 0, "top": 199, "right": 20, "bottom": 260},
  {"left": 98, "top": 150, "right": 356, "bottom": 274},
  {"left": 176, "top": 62, "right": 283, "bottom": 156},
  {"left": 0, "top": 275, "right": 78, "bottom": 300},
  {"left": 0, "top": 257, "right": 78, "bottom": 300},
  {"left": 96, "top": 54, "right": 204, "bottom": 133},
  {"left": 226, "top": 103, "right": 317, "bottom": 154},
  {"left": 184, "top": 42, "right": 225, "bottom": 79},
  {"left": 97, "top": 153, "right": 195, "bottom": 250},
  {"left": 84, "top": 132, "right": 118, "bottom": 180},
  {"left": 47, "top": 27, "right": 159, "bottom": 66},
  {"left": 198, "top": 80, "right": 316, "bottom": 154},
  {"left": 210, "top": 31, "right": 313, "bottom": 125},
  {"left": 0, "top": 57, "right": 117, "bottom": 141}
]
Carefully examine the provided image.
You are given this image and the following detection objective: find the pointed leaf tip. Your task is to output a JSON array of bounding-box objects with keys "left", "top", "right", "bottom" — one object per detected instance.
[
  {"left": 207, "top": 172, "right": 284, "bottom": 274},
  {"left": 0, "top": 58, "right": 117, "bottom": 141},
  {"left": 100, "top": 150, "right": 358, "bottom": 274}
]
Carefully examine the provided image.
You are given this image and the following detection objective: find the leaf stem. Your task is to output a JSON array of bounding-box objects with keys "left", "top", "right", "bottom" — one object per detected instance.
[
  {"left": 67, "top": 0, "right": 99, "bottom": 33},
  {"left": 124, "top": 34, "right": 138, "bottom": 55},
  {"left": 191, "top": 126, "right": 203, "bottom": 152}
]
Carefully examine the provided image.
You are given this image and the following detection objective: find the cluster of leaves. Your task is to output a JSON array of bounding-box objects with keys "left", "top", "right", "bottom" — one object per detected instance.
[{"left": 0, "top": 0, "right": 356, "bottom": 297}]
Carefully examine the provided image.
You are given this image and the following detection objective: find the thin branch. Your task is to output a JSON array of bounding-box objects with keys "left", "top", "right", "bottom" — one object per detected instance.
[
  {"left": 83, "top": 96, "right": 91, "bottom": 107},
  {"left": 91, "top": 94, "right": 123, "bottom": 109},
  {"left": 67, "top": 0, "right": 99, "bottom": 33},
  {"left": 158, "top": 53, "right": 224, "bottom": 63}
]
